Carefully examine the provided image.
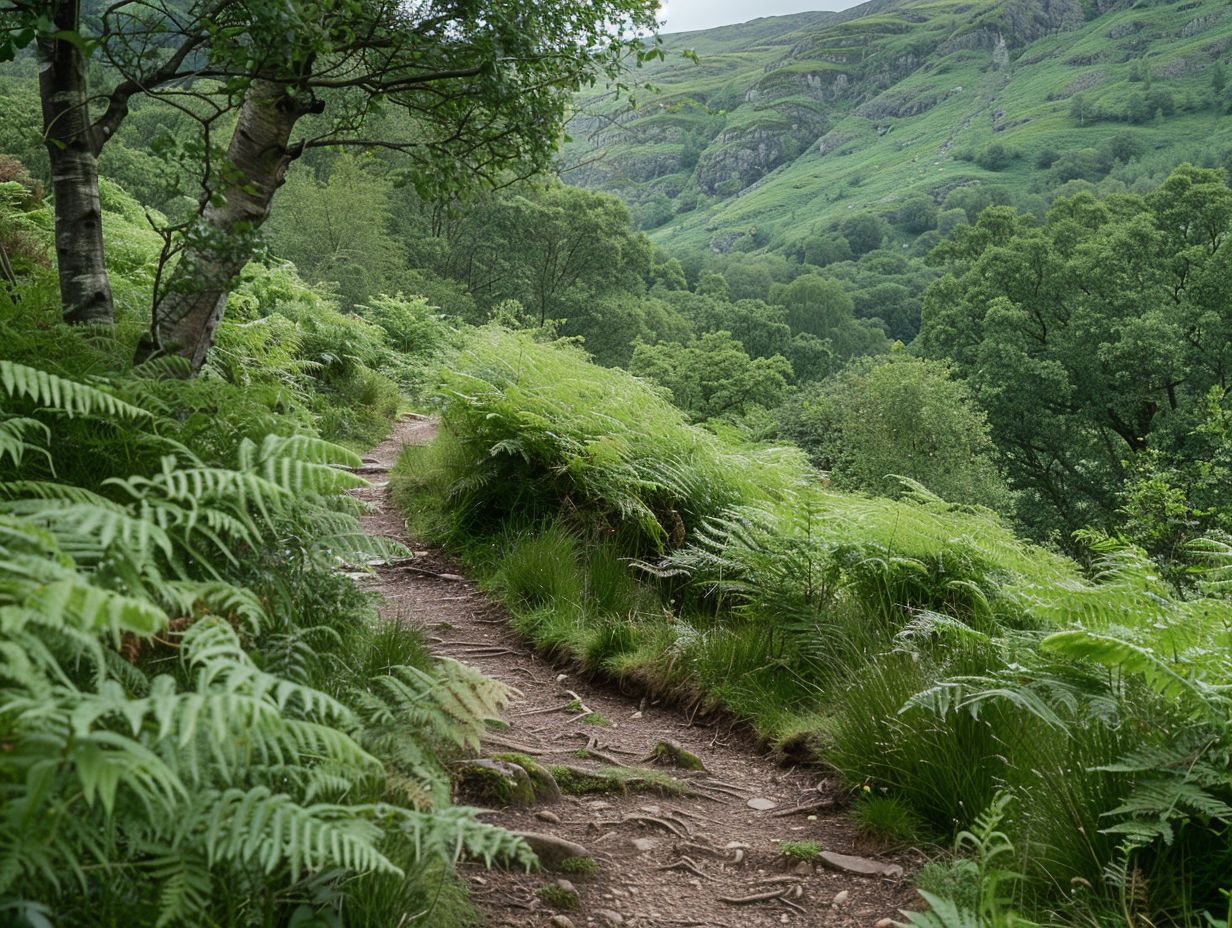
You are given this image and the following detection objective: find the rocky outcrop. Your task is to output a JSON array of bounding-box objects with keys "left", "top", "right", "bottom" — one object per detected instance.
[
  {"left": 1047, "top": 70, "right": 1107, "bottom": 101},
  {"left": 856, "top": 85, "right": 962, "bottom": 119},
  {"left": 696, "top": 129, "right": 792, "bottom": 193},
  {"left": 1179, "top": 12, "right": 1225, "bottom": 38},
  {"left": 746, "top": 68, "right": 853, "bottom": 104}
]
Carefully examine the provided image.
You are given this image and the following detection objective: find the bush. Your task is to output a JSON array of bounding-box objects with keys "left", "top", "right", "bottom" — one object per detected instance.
[
  {"left": 777, "top": 355, "right": 1012, "bottom": 511},
  {"left": 896, "top": 195, "right": 939, "bottom": 234},
  {"left": 839, "top": 212, "right": 890, "bottom": 256},
  {"left": 974, "top": 142, "right": 1014, "bottom": 172},
  {"left": 412, "top": 325, "right": 807, "bottom": 553}
]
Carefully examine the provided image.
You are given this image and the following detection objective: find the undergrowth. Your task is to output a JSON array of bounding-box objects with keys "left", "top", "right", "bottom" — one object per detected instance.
[
  {"left": 393, "top": 325, "right": 1232, "bottom": 928},
  {"left": 0, "top": 183, "right": 528, "bottom": 926}
]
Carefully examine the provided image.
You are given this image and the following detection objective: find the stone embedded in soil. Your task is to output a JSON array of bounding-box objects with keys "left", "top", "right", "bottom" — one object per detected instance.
[
  {"left": 649, "top": 739, "right": 706, "bottom": 771},
  {"left": 513, "top": 832, "right": 591, "bottom": 870},
  {"left": 833, "top": 889, "right": 850, "bottom": 906},
  {"left": 746, "top": 797, "right": 778, "bottom": 811},
  {"left": 491, "top": 753, "right": 562, "bottom": 802},
  {"left": 456, "top": 758, "right": 535, "bottom": 807},
  {"left": 535, "top": 809, "right": 562, "bottom": 824},
  {"left": 817, "top": 850, "right": 905, "bottom": 879},
  {"left": 595, "top": 910, "right": 624, "bottom": 927},
  {"left": 548, "top": 917, "right": 575, "bottom": 928}
]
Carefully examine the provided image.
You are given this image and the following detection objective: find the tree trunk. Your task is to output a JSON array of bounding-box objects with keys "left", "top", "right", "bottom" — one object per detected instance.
[
  {"left": 137, "top": 80, "right": 310, "bottom": 373},
  {"left": 38, "top": 7, "right": 115, "bottom": 325}
]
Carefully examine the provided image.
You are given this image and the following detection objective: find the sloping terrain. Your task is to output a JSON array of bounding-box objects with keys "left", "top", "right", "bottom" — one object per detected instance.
[
  {"left": 358, "top": 420, "right": 915, "bottom": 927},
  {"left": 562, "top": 0, "right": 1232, "bottom": 254}
]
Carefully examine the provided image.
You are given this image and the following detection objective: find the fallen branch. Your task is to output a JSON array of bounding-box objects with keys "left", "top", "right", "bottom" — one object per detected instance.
[
  {"left": 778, "top": 895, "right": 807, "bottom": 915},
  {"left": 395, "top": 565, "right": 467, "bottom": 581},
  {"left": 578, "top": 747, "right": 630, "bottom": 768},
  {"left": 446, "top": 647, "right": 518, "bottom": 656},
  {"left": 621, "top": 813, "right": 689, "bottom": 837},
  {"left": 719, "top": 887, "right": 791, "bottom": 905},
  {"left": 657, "top": 856, "right": 712, "bottom": 880},
  {"left": 770, "top": 798, "right": 838, "bottom": 818},
  {"left": 517, "top": 704, "right": 571, "bottom": 717}
]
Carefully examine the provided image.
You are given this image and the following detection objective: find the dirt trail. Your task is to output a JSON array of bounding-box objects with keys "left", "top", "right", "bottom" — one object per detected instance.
[{"left": 355, "top": 419, "right": 916, "bottom": 928}]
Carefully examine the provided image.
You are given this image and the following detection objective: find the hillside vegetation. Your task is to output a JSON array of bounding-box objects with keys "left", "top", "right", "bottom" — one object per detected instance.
[
  {"left": 4, "top": 0, "right": 1232, "bottom": 924},
  {"left": 395, "top": 326, "right": 1232, "bottom": 928},
  {"left": 564, "top": 0, "right": 1232, "bottom": 257}
]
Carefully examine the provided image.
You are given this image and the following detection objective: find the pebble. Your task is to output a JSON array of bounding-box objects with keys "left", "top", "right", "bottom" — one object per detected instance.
[
  {"left": 548, "top": 917, "right": 575, "bottom": 928},
  {"left": 747, "top": 797, "right": 778, "bottom": 811},
  {"left": 833, "top": 890, "right": 849, "bottom": 906},
  {"left": 630, "top": 710, "right": 643, "bottom": 719},
  {"left": 556, "top": 674, "right": 568, "bottom": 683},
  {"left": 792, "top": 861, "right": 812, "bottom": 876},
  {"left": 874, "top": 920, "right": 896, "bottom": 928},
  {"left": 535, "top": 810, "right": 562, "bottom": 824},
  {"left": 555, "top": 879, "right": 577, "bottom": 895},
  {"left": 596, "top": 910, "right": 624, "bottom": 927},
  {"left": 780, "top": 915, "right": 790, "bottom": 923}
]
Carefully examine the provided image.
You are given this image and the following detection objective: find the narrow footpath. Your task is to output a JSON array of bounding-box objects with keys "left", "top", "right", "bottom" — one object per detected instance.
[{"left": 355, "top": 419, "right": 917, "bottom": 928}]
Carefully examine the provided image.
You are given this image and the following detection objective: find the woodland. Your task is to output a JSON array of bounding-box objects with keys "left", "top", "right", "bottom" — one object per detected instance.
[{"left": 1, "top": 0, "right": 1232, "bottom": 926}]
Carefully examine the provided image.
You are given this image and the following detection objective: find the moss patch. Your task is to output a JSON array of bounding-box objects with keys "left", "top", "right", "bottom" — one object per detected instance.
[
  {"left": 548, "top": 762, "right": 692, "bottom": 797},
  {"left": 778, "top": 840, "right": 822, "bottom": 862},
  {"left": 557, "top": 856, "right": 599, "bottom": 877},
  {"left": 455, "top": 759, "right": 535, "bottom": 807},
  {"left": 491, "top": 753, "right": 562, "bottom": 802},
  {"left": 537, "top": 884, "right": 579, "bottom": 910}
]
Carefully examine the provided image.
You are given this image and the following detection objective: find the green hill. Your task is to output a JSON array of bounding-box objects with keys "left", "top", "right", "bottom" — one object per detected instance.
[{"left": 562, "top": 0, "right": 1232, "bottom": 255}]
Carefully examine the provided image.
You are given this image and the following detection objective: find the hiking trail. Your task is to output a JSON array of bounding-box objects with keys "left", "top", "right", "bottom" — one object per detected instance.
[{"left": 355, "top": 418, "right": 917, "bottom": 928}]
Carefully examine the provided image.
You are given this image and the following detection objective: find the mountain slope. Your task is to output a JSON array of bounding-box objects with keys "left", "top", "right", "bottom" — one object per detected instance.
[{"left": 562, "top": 0, "right": 1232, "bottom": 255}]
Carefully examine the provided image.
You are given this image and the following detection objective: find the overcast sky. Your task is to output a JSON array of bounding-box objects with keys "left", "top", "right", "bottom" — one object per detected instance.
[{"left": 659, "top": 0, "right": 865, "bottom": 34}]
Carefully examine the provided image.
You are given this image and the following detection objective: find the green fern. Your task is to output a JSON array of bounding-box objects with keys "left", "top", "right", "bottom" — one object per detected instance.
[
  {"left": 1, "top": 359, "right": 151, "bottom": 420},
  {"left": 0, "top": 358, "right": 523, "bottom": 925}
]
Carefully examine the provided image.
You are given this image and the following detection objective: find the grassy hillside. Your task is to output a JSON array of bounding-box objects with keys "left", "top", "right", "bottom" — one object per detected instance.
[{"left": 563, "top": 0, "right": 1232, "bottom": 255}]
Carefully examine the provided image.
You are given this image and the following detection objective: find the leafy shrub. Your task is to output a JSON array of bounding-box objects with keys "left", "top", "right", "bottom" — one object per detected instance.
[
  {"left": 853, "top": 795, "right": 926, "bottom": 847},
  {"left": 974, "top": 142, "right": 1015, "bottom": 172},
  {"left": 420, "top": 325, "right": 807, "bottom": 552},
  {"left": 777, "top": 355, "right": 1012, "bottom": 511}
]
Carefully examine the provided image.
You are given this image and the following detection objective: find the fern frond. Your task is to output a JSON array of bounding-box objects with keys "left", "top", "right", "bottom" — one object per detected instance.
[
  {"left": 0, "top": 416, "right": 50, "bottom": 469},
  {"left": 0, "top": 361, "right": 151, "bottom": 420},
  {"left": 201, "top": 788, "right": 398, "bottom": 880}
]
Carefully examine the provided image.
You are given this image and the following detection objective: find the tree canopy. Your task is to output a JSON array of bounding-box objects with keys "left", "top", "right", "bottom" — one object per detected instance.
[{"left": 919, "top": 164, "right": 1232, "bottom": 540}]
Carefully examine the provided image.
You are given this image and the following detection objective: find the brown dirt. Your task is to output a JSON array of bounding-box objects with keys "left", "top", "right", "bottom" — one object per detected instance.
[{"left": 355, "top": 419, "right": 918, "bottom": 928}]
